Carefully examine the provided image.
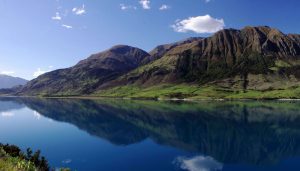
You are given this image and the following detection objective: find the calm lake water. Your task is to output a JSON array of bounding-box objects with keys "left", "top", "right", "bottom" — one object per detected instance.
[{"left": 1, "top": 97, "right": 300, "bottom": 171}]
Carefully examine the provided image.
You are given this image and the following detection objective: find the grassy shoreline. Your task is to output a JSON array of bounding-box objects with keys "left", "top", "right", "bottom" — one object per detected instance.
[
  {"left": 2, "top": 84, "right": 300, "bottom": 100},
  {"left": 4, "top": 84, "right": 299, "bottom": 101},
  {"left": 94, "top": 84, "right": 300, "bottom": 100}
]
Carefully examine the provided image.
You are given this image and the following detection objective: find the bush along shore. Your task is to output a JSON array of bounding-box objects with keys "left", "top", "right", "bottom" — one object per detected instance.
[{"left": 0, "top": 143, "right": 70, "bottom": 171}]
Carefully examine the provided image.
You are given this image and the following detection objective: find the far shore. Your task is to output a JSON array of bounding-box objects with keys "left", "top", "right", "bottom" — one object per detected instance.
[{"left": 2, "top": 95, "right": 300, "bottom": 102}]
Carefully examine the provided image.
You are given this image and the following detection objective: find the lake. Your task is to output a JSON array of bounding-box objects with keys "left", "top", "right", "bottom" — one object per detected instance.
[{"left": 1, "top": 97, "right": 300, "bottom": 171}]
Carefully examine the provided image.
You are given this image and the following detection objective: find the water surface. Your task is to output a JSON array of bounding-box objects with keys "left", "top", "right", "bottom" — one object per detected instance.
[{"left": 1, "top": 97, "right": 300, "bottom": 171}]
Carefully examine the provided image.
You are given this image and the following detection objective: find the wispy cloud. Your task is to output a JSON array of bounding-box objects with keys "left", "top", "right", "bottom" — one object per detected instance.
[
  {"left": 33, "top": 66, "right": 54, "bottom": 78},
  {"left": 51, "top": 12, "right": 62, "bottom": 20},
  {"left": 159, "top": 4, "right": 170, "bottom": 10},
  {"left": 172, "top": 15, "right": 225, "bottom": 34},
  {"left": 120, "top": 4, "right": 137, "bottom": 10},
  {"left": 1, "top": 112, "right": 14, "bottom": 117},
  {"left": 205, "top": 0, "right": 212, "bottom": 3},
  {"left": 1, "top": 71, "right": 15, "bottom": 76},
  {"left": 72, "top": 4, "right": 86, "bottom": 15},
  {"left": 139, "top": 0, "right": 150, "bottom": 10},
  {"left": 174, "top": 155, "right": 223, "bottom": 171},
  {"left": 33, "top": 68, "right": 47, "bottom": 78},
  {"left": 33, "top": 111, "right": 41, "bottom": 120},
  {"left": 62, "top": 24, "right": 73, "bottom": 29}
]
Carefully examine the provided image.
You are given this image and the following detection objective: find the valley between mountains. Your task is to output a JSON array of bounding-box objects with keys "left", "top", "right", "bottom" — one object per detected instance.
[{"left": 5, "top": 26, "right": 300, "bottom": 99}]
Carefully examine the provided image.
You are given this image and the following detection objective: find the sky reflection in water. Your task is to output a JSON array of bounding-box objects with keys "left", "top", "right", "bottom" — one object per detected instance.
[{"left": 1, "top": 98, "right": 300, "bottom": 171}]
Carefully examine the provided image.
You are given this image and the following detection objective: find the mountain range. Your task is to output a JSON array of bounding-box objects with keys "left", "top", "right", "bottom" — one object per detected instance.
[
  {"left": 0, "top": 74, "right": 27, "bottom": 89},
  {"left": 6, "top": 26, "right": 300, "bottom": 99}
]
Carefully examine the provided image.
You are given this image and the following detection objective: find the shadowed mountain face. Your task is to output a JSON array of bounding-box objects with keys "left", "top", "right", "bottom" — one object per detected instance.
[
  {"left": 0, "top": 75, "right": 27, "bottom": 89},
  {"left": 13, "top": 97, "right": 300, "bottom": 166},
  {"left": 20, "top": 45, "right": 150, "bottom": 96}
]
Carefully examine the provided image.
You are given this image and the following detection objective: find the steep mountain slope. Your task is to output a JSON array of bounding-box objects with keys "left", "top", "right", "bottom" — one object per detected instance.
[
  {"left": 16, "top": 26, "right": 300, "bottom": 98},
  {"left": 0, "top": 74, "right": 27, "bottom": 89},
  {"left": 20, "top": 45, "right": 150, "bottom": 96},
  {"left": 104, "top": 26, "right": 300, "bottom": 90},
  {"left": 148, "top": 37, "right": 203, "bottom": 62}
]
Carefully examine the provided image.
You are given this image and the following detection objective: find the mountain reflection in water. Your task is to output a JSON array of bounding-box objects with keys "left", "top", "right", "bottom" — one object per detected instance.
[{"left": 2, "top": 97, "right": 300, "bottom": 170}]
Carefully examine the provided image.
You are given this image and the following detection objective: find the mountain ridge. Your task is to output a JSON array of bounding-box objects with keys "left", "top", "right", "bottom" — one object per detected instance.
[
  {"left": 100, "top": 26, "right": 300, "bottom": 88},
  {"left": 8, "top": 26, "right": 300, "bottom": 99},
  {"left": 19, "top": 45, "right": 150, "bottom": 95},
  {"left": 0, "top": 74, "right": 28, "bottom": 89}
]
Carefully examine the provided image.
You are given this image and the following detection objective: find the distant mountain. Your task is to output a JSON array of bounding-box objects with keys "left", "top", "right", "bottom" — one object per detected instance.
[
  {"left": 14, "top": 26, "right": 300, "bottom": 99},
  {"left": 0, "top": 74, "right": 27, "bottom": 89}
]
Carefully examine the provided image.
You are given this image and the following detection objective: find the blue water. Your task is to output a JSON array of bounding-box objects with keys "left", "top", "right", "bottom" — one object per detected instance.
[{"left": 1, "top": 97, "right": 300, "bottom": 171}]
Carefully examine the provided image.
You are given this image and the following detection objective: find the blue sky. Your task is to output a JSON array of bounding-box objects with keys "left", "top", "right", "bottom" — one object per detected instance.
[{"left": 0, "top": 0, "right": 299, "bottom": 80}]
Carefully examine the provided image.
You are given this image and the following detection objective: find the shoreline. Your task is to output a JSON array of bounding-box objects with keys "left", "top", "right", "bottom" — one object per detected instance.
[{"left": 2, "top": 95, "right": 300, "bottom": 102}]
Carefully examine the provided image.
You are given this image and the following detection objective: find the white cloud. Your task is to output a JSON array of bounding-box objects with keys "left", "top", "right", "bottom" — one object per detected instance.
[
  {"left": 120, "top": 4, "right": 137, "bottom": 10},
  {"left": 159, "top": 4, "right": 170, "bottom": 10},
  {"left": 72, "top": 4, "right": 86, "bottom": 15},
  {"left": 52, "top": 12, "right": 62, "bottom": 20},
  {"left": 205, "top": 0, "right": 212, "bottom": 3},
  {"left": 1, "top": 71, "right": 15, "bottom": 76},
  {"left": 120, "top": 4, "right": 128, "bottom": 10},
  {"left": 33, "top": 68, "right": 47, "bottom": 78},
  {"left": 62, "top": 24, "right": 73, "bottom": 29},
  {"left": 33, "top": 66, "right": 54, "bottom": 78},
  {"left": 139, "top": 0, "right": 150, "bottom": 9},
  {"left": 1, "top": 112, "right": 14, "bottom": 117},
  {"left": 175, "top": 155, "right": 223, "bottom": 171},
  {"left": 172, "top": 15, "right": 225, "bottom": 34},
  {"left": 33, "top": 111, "right": 41, "bottom": 120}
]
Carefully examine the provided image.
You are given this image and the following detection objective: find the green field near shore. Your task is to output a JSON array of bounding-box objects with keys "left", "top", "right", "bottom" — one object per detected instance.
[{"left": 94, "top": 84, "right": 300, "bottom": 100}]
